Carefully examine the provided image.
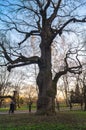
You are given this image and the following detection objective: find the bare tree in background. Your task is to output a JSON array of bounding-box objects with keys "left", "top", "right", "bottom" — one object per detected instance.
[
  {"left": 80, "top": 69, "right": 86, "bottom": 110},
  {"left": 0, "top": 0, "right": 86, "bottom": 115},
  {"left": 0, "top": 67, "right": 12, "bottom": 107},
  {"left": 62, "top": 75, "right": 69, "bottom": 106},
  {"left": 11, "top": 70, "right": 27, "bottom": 108},
  {"left": 24, "top": 85, "right": 37, "bottom": 103}
]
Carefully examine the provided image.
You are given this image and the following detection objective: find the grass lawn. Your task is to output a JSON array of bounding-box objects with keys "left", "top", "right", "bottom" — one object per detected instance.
[
  {"left": 0, "top": 104, "right": 36, "bottom": 112},
  {"left": 0, "top": 111, "right": 86, "bottom": 130}
]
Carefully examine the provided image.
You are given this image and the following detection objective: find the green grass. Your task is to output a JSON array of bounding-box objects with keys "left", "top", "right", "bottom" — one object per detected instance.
[
  {"left": 0, "top": 104, "right": 36, "bottom": 112},
  {"left": 0, "top": 107, "right": 9, "bottom": 111},
  {"left": 0, "top": 111, "right": 86, "bottom": 130}
]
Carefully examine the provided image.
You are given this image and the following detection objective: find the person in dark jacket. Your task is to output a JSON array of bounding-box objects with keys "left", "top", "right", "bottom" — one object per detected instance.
[{"left": 9, "top": 101, "right": 15, "bottom": 114}]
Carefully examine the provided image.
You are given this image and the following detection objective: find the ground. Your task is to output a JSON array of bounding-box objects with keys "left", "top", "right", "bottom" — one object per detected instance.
[{"left": 0, "top": 111, "right": 86, "bottom": 130}]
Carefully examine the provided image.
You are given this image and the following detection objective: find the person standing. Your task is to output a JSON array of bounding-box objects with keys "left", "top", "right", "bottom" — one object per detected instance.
[
  {"left": 28, "top": 101, "right": 33, "bottom": 113},
  {"left": 9, "top": 101, "right": 15, "bottom": 114}
]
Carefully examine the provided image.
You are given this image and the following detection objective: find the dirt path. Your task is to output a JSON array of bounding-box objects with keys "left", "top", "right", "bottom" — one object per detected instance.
[{"left": 0, "top": 110, "right": 36, "bottom": 114}]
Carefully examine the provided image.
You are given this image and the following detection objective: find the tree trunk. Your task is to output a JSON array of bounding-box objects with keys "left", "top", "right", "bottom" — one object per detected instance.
[
  {"left": 84, "top": 93, "right": 86, "bottom": 111},
  {"left": 84, "top": 94, "right": 86, "bottom": 111},
  {"left": 83, "top": 84, "right": 86, "bottom": 111},
  {"left": 36, "top": 40, "right": 56, "bottom": 115},
  {"left": 37, "top": 70, "right": 56, "bottom": 115},
  {"left": 0, "top": 100, "right": 2, "bottom": 108}
]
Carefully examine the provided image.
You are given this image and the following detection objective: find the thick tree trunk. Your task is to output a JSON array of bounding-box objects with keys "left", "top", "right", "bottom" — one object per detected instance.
[
  {"left": 84, "top": 93, "right": 86, "bottom": 111},
  {"left": 37, "top": 71, "right": 56, "bottom": 115},
  {"left": 83, "top": 84, "right": 86, "bottom": 111},
  {"left": 36, "top": 41, "right": 56, "bottom": 115}
]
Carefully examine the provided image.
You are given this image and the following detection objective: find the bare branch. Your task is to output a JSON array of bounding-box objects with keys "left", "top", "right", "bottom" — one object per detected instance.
[
  {"left": 0, "top": 43, "right": 13, "bottom": 63},
  {"left": 7, "top": 56, "right": 39, "bottom": 72},
  {"left": 34, "top": 0, "right": 42, "bottom": 9},
  {"left": 58, "top": 17, "right": 86, "bottom": 35},
  {"left": 44, "top": 0, "right": 51, "bottom": 11},
  {"left": 53, "top": 48, "right": 82, "bottom": 84},
  {"left": 0, "top": 95, "right": 12, "bottom": 99},
  {"left": 0, "top": 42, "right": 39, "bottom": 70},
  {"left": 18, "top": 30, "right": 40, "bottom": 46},
  {"left": 48, "top": 0, "right": 62, "bottom": 23}
]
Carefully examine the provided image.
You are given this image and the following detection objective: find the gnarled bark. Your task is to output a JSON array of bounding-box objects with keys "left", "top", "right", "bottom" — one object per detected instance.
[{"left": 36, "top": 38, "right": 56, "bottom": 114}]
